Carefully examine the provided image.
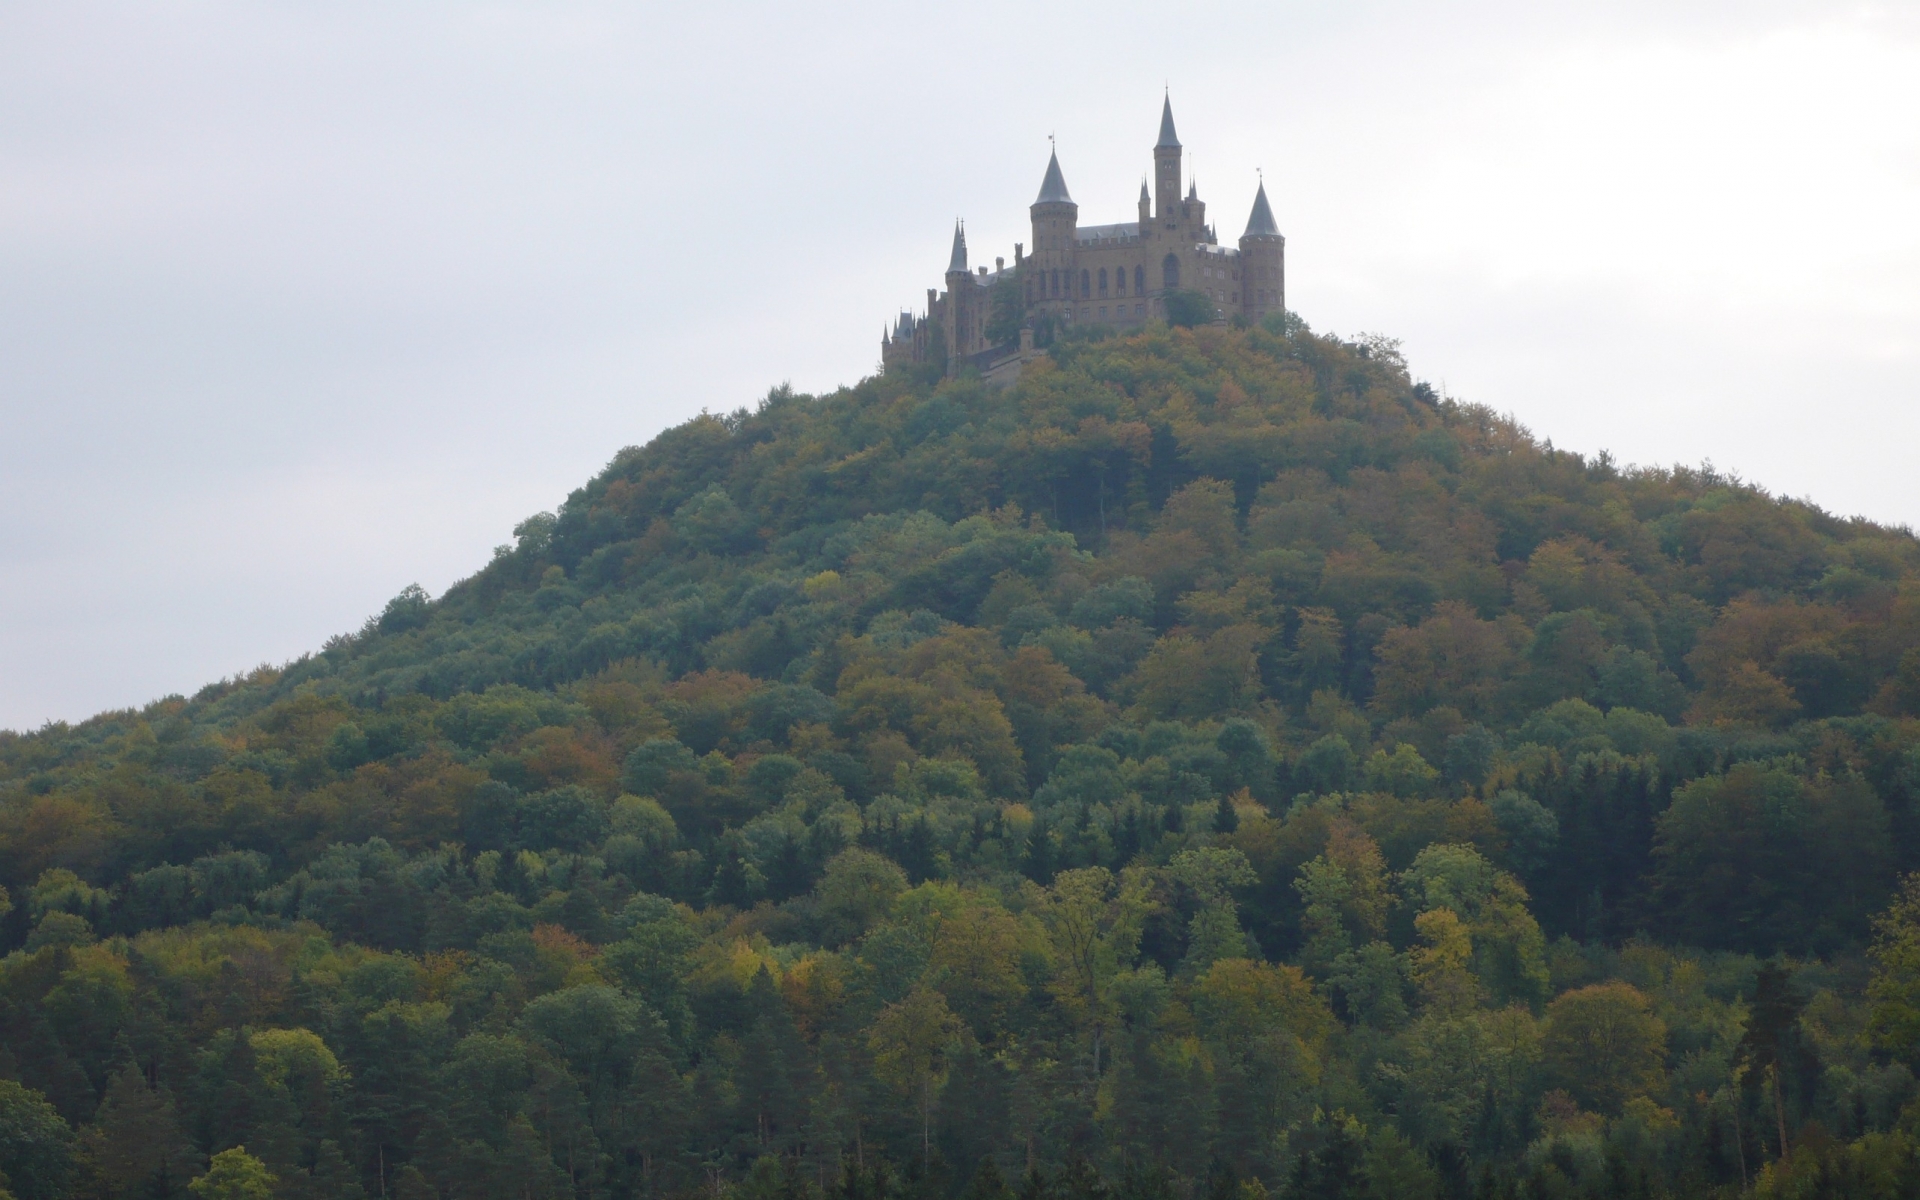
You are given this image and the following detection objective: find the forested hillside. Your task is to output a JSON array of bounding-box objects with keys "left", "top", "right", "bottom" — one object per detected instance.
[{"left": 6, "top": 316, "right": 1920, "bottom": 1200}]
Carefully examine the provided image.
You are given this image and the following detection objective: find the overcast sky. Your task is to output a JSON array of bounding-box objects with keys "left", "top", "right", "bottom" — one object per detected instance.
[{"left": 2, "top": 1, "right": 1916, "bottom": 732}]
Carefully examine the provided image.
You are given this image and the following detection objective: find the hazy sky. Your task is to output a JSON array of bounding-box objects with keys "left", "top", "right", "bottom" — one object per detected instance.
[{"left": 3, "top": 1, "right": 1917, "bottom": 732}]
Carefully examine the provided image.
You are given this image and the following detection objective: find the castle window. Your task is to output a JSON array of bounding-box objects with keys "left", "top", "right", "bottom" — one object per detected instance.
[
  {"left": 1080, "top": 269, "right": 1090, "bottom": 298},
  {"left": 1098, "top": 268, "right": 1108, "bottom": 295},
  {"left": 1162, "top": 254, "right": 1180, "bottom": 289},
  {"left": 1115, "top": 270, "right": 1126, "bottom": 296},
  {"left": 1134, "top": 265, "right": 1145, "bottom": 293},
  {"left": 1050, "top": 269, "right": 1059, "bottom": 297}
]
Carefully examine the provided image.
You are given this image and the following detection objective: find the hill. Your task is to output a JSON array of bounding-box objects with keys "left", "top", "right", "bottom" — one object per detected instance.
[{"left": 4, "top": 317, "right": 1920, "bottom": 1199}]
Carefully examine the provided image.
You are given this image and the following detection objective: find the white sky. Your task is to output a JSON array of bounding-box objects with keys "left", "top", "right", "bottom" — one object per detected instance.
[{"left": 2, "top": 1, "right": 1917, "bottom": 732}]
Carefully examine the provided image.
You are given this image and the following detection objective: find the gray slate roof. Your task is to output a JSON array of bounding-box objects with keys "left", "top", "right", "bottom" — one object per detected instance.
[
  {"left": 947, "top": 222, "right": 967, "bottom": 273},
  {"left": 1243, "top": 181, "right": 1280, "bottom": 237},
  {"left": 1034, "top": 150, "right": 1074, "bottom": 204},
  {"left": 1075, "top": 222, "right": 1141, "bottom": 243},
  {"left": 1157, "top": 96, "right": 1180, "bottom": 149}
]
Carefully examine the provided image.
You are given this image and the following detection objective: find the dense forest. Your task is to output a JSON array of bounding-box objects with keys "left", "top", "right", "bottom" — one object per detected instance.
[{"left": 6, "top": 314, "right": 1920, "bottom": 1200}]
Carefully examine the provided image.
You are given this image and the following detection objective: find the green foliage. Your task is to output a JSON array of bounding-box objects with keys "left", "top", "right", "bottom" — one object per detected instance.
[
  {"left": 986, "top": 273, "right": 1026, "bottom": 349},
  {"left": 1651, "top": 763, "right": 1893, "bottom": 954},
  {"left": 1542, "top": 981, "right": 1667, "bottom": 1113},
  {"left": 5, "top": 320, "right": 1920, "bottom": 1196},
  {"left": 190, "top": 1147, "right": 274, "bottom": 1200},
  {"left": 0, "top": 1081, "right": 73, "bottom": 1200},
  {"left": 1161, "top": 290, "right": 1216, "bottom": 328},
  {"left": 1870, "top": 871, "right": 1920, "bottom": 1055}
]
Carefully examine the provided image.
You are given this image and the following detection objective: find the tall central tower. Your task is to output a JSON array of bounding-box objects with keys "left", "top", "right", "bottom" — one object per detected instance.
[{"left": 1153, "top": 94, "right": 1181, "bottom": 222}]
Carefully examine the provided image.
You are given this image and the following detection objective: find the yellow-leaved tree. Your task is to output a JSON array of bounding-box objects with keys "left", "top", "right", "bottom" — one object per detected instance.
[{"left": 869, "top": 983, "right": 964, "bottom": 1172}]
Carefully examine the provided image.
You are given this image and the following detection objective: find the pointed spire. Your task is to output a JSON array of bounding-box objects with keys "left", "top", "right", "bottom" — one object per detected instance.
[
  {"left": 1139, "top": 177, "right": 1150, "bottom": 202},
  {"left": 1156, "top": 93, "right": 1181, "bottom": 149},
  {"left": 1034, "top": 148, "right": 1074, "bottom": 204},
  {"left": 947, "top": 221, "right": 967, "bottom": 274},
  {"left": 1243, "top": 179, "right": 1280, "bottom": 237}
]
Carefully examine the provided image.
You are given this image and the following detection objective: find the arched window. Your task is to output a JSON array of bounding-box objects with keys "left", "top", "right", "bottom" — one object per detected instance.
[
  {"left": 1162, "top": 254, "right": 1180, "bottom": 289},
  {"left": 1080, "top": 269, "right": 1090, "bottom": 298},
  {"left": 1115, "top": 269, "right": 1126, "bottom": 296},
  {"left": 1050, "top": 269, "right": 1059, "bottom": 297},
  {"left": 1098, "top": 268, "right": 1108, "bottom": 295},
  {"left": 1134, "top": 265, "right": 1145, "bottom": 293}
]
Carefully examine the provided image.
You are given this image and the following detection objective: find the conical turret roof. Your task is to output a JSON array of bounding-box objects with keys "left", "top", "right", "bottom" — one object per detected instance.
[
  {"left": 1243, "top": 181, "right": 1280, "bottom": 237},
  {"left": 1034, "top": 149, "right": 1074, "bottom": 204},
  {"left": 1156, "top": 95, "right": 1181, "bottom": 149},
  {"left": 947, "top": 221, "right": 968, "bottom": 273}
]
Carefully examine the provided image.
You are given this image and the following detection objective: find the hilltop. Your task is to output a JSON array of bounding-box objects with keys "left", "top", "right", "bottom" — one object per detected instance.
[{"left": 4, "top": 317, "right": 1920, "bottom": 1199}]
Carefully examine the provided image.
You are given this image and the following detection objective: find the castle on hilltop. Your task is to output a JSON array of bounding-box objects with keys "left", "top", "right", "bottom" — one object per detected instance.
[{"left": 882, "top": 95, "right": 1284, "bottom": 379}]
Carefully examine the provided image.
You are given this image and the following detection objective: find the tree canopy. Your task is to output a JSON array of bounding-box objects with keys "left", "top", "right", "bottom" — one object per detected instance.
[{"left": 6, "top": 313, "right": 1920, "bottom": 1198}]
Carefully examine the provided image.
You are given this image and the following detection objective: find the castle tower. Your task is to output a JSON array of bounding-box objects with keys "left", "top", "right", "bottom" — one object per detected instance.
[
  {"left": 1029, "top": 148, "right": 1079, "bottom": 312},
  {"left": 1185, "top": 177, "right": 1205, "bottom": 231},
  {"left": 1238, "top": 178, "right": 1285, "bottom": 323},
  {"left": 942, "top": 221, "right": 980, "bottom": 374},
  {"left": 1153, "top": 95, "right": 1181, "bottom": 222}
]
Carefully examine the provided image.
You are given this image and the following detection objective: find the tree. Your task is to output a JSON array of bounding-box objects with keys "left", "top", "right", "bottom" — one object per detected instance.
[
  {"left": 1194, "top": 959, "right": 1333, "bottom": 1177},
  {"left": 189, "top": 1148, "right": 274, "bottom": 1200},
  {"left": 1361, "top": 744, "right": 1438, "bottom": 799},
  {"left": 1163, "top": 290, "right": 1216, "bottom": 328},
  {"left": 959, "top": 1157, "right": 1014, "bottom": 1200},
  {"left": 1296, "top": 824, "right": 1391, "bottom": 975},
  {"left": 0, "top": 1082, "right": 74, "bottom": 1200},
  {"left": 1129, "top": 626, "right": 1264, "bottom": 721},
  {"left": 1289, "top": 1111, "right": 1368, "bottom": 1199},
  {"left": 926, "top": 901, "right": 1030, "bottom": 1036},
  {"left": 377, "top": 583, "right": 433, "bottom": 633},
  {"left": 1040, "top": 867, "right": 1151, "bottom": 1077},
  {"left": 868, "top": 984, "right": 964, "bottom": 1171},
  {"left": 1650, "top": 765, "right": 1892, "bottom": 954},
  {"left": 814, "top": 848, "right": 909, "bottom": 946},
  {"left": 986, "top": 273, "right": 1026, "bottom": 348},
  {"left": 1869, "top": 871, "right": 1920, "bottom": 1056},
  {"left": 1370, "top": 603, "right": 1521, "bottom": 721},
  {"left": 81, "top": 1064, "right": 201, "bottom": 1198},
  {"left": 1295, "top": 736, "right": 1356, "bottom": 796},
  {"left": 1170, "top": 848, "right": 1257, "bottom": 974},
  {"left": 1541, "top": 982, "right": 1666, "bottom": 1114},
  {"left": 1400, "top": 844, "right": 1548, "bottom": 1007},
  {"left": 1389, "top": 1005, "right": 1541, "bottom": 1153}
]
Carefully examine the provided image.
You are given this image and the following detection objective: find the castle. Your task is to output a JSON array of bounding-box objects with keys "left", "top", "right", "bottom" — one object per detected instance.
[{"left": 881, "top": 95, "right": 1284, "bottom": 379}]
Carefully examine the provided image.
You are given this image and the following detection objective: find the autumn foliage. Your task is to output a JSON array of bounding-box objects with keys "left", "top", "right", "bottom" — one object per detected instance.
[{"left": 5, "top": 316, "right": 1920, "bottom": 1197}]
